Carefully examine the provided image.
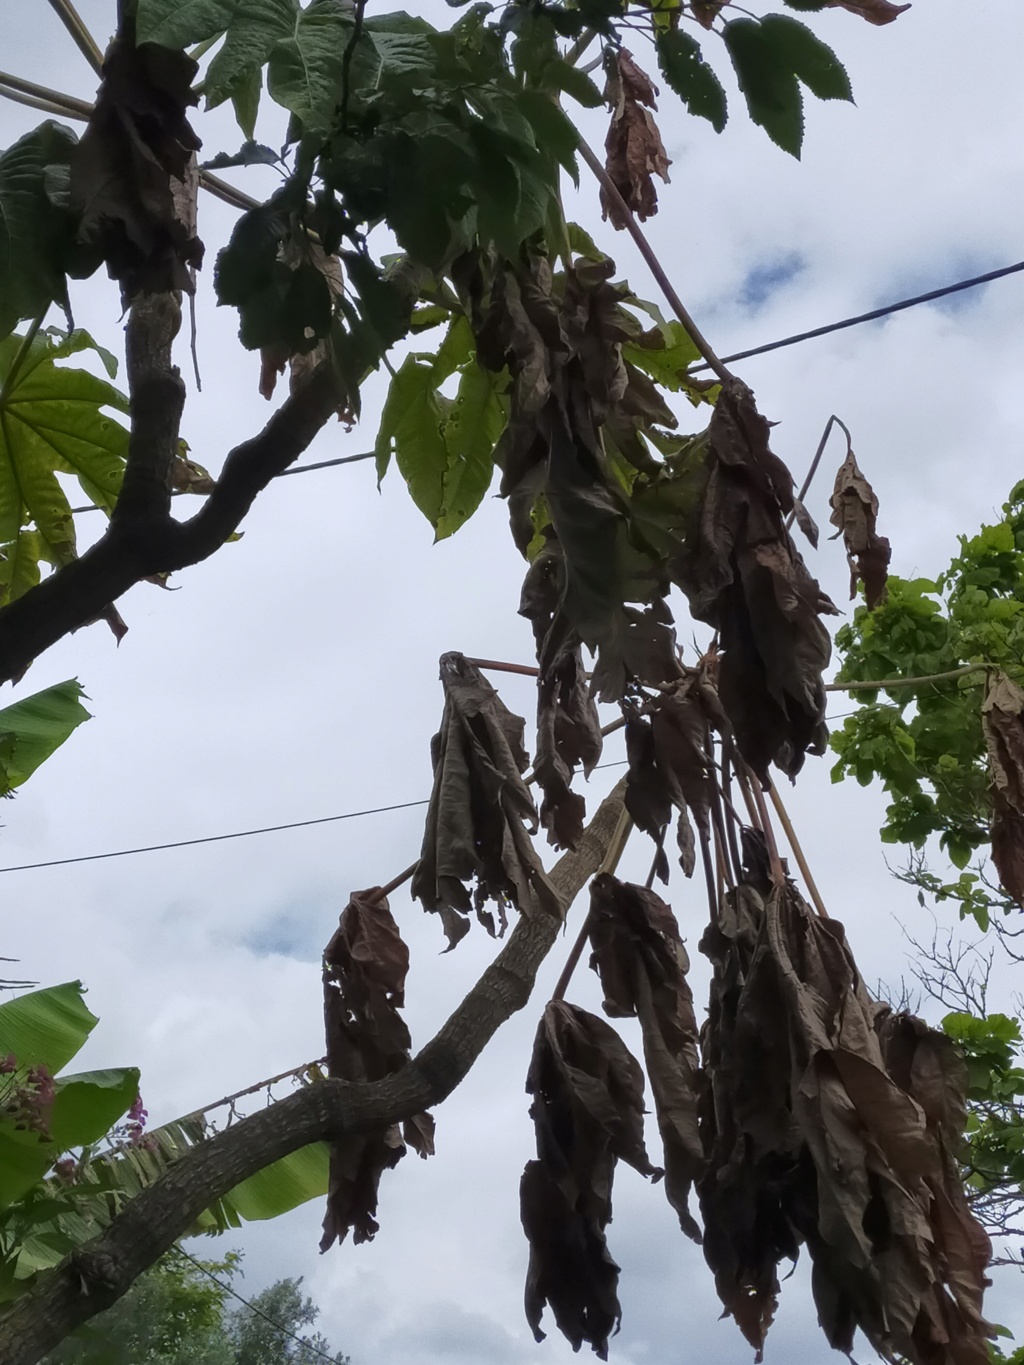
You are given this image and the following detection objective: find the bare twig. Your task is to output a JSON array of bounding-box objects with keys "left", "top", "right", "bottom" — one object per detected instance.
[
  {"left": 46, "top": 0, "right": 104, "bottom": 75},
  {"left": 785, "top": 413, "right": 852, "bottom": 530},
  {"left": 825, "top": 663, "right": 988, "bottom": 693},
  {"left": 766, "top": 783, "right": 829, "bottom": 918},
  {"left": 550, "top": 803, "right": 632, "bottom": 1002},
  {"left": 0, "top": 71, "right": 93, "bottom": 119}
]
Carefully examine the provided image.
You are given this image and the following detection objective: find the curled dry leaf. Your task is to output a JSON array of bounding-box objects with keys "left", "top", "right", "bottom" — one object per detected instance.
[
  {"left": 672, "top": 380, "right": 836, "bottom": 779},
  {"left": 691, "top": 0, "right": 728, "bottom": 28},
  {"left": 828, "top": 0, "right": 911, "bottom": 22},
  {"left": 981, "top": 670, "right": 1024, "bottom": 905},
  {"left": 829, "top": 446, "right": 891, "bottom": 609},
  {"left": 320, "top": 887, "right": 432, "bottom": 1250},
  {"left": 623, "top": 673, "right": 716, "bottom": 881},
  {"left": 411, "top": 652, "right": 562, "bottom": 948},
  {"left": 522, "top": 999, "right": 660, "bottom": 1359},
  {"left": 588, "top": 874, "right": 703, "bottom": 1240},
  {"left": 698, "top": 842, "right": 993, "bottom": 1365},
  {"left": 601, "top": 50, "right": 672, "bottom": 227},
  {"left": 70, "top": 39, "right": 204, "bottom": 300},
  {"left": 170, "top": 444, "right": 216, "bottom": 495},
  {"left": 520, "top": 545, "right": 603, "bottom": 851}
]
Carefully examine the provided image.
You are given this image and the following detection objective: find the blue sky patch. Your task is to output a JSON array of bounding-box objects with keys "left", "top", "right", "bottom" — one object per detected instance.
[{"left": 740, "top": 252, "right": 806, "bottom": 310}]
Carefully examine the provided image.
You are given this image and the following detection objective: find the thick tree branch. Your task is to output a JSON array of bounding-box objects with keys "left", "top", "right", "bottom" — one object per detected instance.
[
  {"left": 0, "top": 781, "right": 626, "bottom": 1365},
  {"left": 0, "top": 367, "right": 342, "bottom": 685}
]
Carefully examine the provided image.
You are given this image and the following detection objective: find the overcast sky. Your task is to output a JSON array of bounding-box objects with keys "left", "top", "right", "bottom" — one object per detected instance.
[{"left": 3, "top": 2, "right": 1024, "bottom": 1362}]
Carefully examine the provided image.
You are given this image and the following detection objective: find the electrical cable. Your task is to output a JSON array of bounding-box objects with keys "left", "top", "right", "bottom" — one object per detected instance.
[
  {"left": 0, "top": 762, "right": 629, "bottom": 874},
  {"left": 686, "top": 259, "right": 1024, "bottom": 374},
  {"left": 62, "top": 257, "right": 1024, "bottom": 517},
  {"left": 170, "top": 1246, "right": 342, "bottom": 1365}
]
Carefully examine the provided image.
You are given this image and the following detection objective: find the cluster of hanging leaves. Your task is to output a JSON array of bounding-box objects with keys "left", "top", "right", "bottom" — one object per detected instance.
[
  {"left": 601, "top": 50, "right": 671, "bottom": 226},
  {"left": 411, "top": 653, "right": 562, "bottom": 948},
  {"left": 698, "top": 836, "right": 992, "bottom": 1364},
  {"left": 832, "top": 483, "right": 1024, "bottom": 927},
  {"left": 521, "top": 998, "right": 660, "bottom": 1358},
  {"left": 321, "top": 887, "right": 434, "bottom": 1248}
]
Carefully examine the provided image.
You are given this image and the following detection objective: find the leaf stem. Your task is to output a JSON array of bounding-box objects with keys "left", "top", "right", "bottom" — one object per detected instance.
[
  {"left": 0, "top": 315, "right": 46, "bottom": 409},
  {"left": 825, "top": 662, "right": 988, "bottom": 693},
  {"left": 46, "top": 0, "right": 104, "bottom": 75},
  {"left": 785, "top": 412, "right": 851, "bottom": 530},
  {"left": 550, "top": 804, "right": 632, "bottom": 1002},
  {"left": 576, "top": 136, "right": 734, "bottom": 385},
  {"left": 0, "top": 70, "right": 93, "bottom": 119},
  {"left": 766, "top": 782, "right": 829, "bottom": 918}
]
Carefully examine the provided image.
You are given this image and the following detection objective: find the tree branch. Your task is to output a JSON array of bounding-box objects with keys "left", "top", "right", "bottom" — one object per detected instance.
[
  {"left": 0, "top": 367, "right": 343, "bottom": 686},
  {"left": 0, "top": 781, "right": 626, "bottom": 1365}
]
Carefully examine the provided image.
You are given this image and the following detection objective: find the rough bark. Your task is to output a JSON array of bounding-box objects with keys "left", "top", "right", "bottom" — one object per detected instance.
[{"left": 0, "top": 781, "right": 627, "bottom": 1365}]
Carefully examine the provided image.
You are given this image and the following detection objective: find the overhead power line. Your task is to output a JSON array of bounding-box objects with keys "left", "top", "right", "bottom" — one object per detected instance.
[
  {"left": 63, "top": 256, "right": 1024, "bottom": 517},
  {"left": 0, "top": 761, "right": 630, "bottom": 874},
  {"left": 687, "top": 259, "right": 1024, "bottom": 373}
]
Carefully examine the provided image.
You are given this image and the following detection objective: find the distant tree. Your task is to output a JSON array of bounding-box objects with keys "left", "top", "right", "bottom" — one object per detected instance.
[{"left": 41, "top": 1252, "right": 346, "bottom": 1365}]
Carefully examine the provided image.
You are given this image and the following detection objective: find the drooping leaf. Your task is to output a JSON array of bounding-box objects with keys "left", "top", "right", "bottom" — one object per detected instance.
[
  {"left": 654, "top": 28, "right": 728, "bottom": 133},
  {"left": 759, "top": 14, "right": 853, "bottom": 103},
  {"left": 588, "top": 874, "right": 703, "bottom": 1239},
  {"left": 320, "top": 887, "right": 432, "bottom": 1249},
  {"left": 0, "top": 681, "right": 91, "bottom": 796},
  {"left": 827, "top": 0, "right": 911, "bottom": 22},
  {"left": 200, "top": 141, "right": 280, "bottom": 170},
  {"left": 411, "top": 652, "right": 562, "bottom": 947},
  {"left": 436, "top": 361, "right": 505, "bottom": 540},
  {"left": 670, "top": 380, "right": 836, "bottom": 779},
  {"left": 0, "top": 982, "right": 96, "bottom": 1075},
  {"left": 70, "top": 39, "right": 203, "bottom": 297},
  {"left": 981, "top": 670, "right": 1024, "bottom": 906},
  {"left": 601, "top": 50, "right": 671, "bottom": 228},
  {"left": 0, "top": 123, "right": 85, "bottom": 340},
  {"left": 374, "top": 356, "right": 452, "bottom": 521},
  {"left": 829, "top": 443, "right": 891, "bottom": 608},
  {"left": 202, "top": 0, "right": 298, "bottom": 112},
  {"left": 521, "top": 999, "right": 659, "bottom": 1359},
  {"left": 0, "top": 328, "right": 129, "bottom": 608}
]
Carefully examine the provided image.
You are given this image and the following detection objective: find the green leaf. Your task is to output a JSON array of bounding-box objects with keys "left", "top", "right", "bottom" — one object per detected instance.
[
  {"left": 516, "top": 90, "right": 579, "bottom": 183},
  {"left": 759, "top": 15, "right": 853, "bottom": 103},
  {"left": 0, "top": 123, "right": 81, "bottom": 339},
  {"left": 437, "top": 362, "right": 504, "bottom": 539},
  {"left": 782, "top": 0, "right": 830, "bottom": 9},
  {"left": 374, "top": 356, "right": 451, "bottom": 520},
  {"left": 266, "top": 1, "right": 354, "bottom": 134},
  {"left": 48, "top": 1069, "right": 140, "bottom": 1150},
  {"left": 545, "top": 59, "right": 605, "bottom": 109},
  {"left": 201, "top": 141, "right": 279, "bottom": 170},
  {"left": 225, "top": 1142, "right": 329, "bottom": 1220},
  {"left": 0, "top": 680, "right": 91, "bottom": 796},
  {"left": 0, "top": 982, "right": 96, "bottom": 1074},
  {"left": 655, "top": 29, "right": 728, "bottom": 133},
  {"left": 136, "top": 0, "right": 239, "bottom": 46},
  {"left": 231, "top": 65, "right": 264, "bottom": 140},
  {"left": 0, "top": 329, "right": 129, "bottom": 605},
  {"left": 723, "top": 18, "right": 804, "bottom": 157},
  {"left": 203, "top": 0, "right": 297, "bottom": 111}
]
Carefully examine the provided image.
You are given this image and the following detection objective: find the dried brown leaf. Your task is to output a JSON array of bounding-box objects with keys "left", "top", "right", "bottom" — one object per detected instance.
[
  {"left": 320, "top": 888, "right": 432, "bottom": 1250},
  {"left": 522, "top": 1000, "right": 659, "bottom": 1357},
  {"left": 411, "top": 653, "right": 562, "bottom": 946},
  {"left": 691, "top": 0, "right": 728, "bottom": 28},
  {"left": 829, "top": 447, "right": 891, "bottom": 608},
  {"left": 601, "top": 51, "right": 671, "bottom": 228},
  {"left": 70, "top": 39, "right": 204, "bottom": 299},
  {"left": 588, "top": 874, "right": 703, "bottom": 1239},
  {"left": 672, "top": 381, "right": 836, "bottom": 779},
  {"left": 982, "top": 670, "right": 1024, "bottom": 905}
]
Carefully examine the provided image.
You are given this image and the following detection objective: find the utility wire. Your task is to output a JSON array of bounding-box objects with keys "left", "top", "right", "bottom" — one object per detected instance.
[
  {"left": 686, "top": 259, "right": 1024, "bottom": 374},
  {"left": 61, "top": 258, "right": 1024, "bottom": 518},
  {"left": 170, "top": 1246, "right": 342, "bottom": 1365},
  {"left": 0, "top": 762, "right": 630, "bottom": 874}
]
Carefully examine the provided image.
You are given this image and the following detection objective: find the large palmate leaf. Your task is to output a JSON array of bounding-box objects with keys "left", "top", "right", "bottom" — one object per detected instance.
[
  {"left": 0, "top": 123, "right": 83, "bottom": 342},
  {"left": 0, "top": 329, "right": 128, "bottom": 606},
  {"left": 0, "top": 679, "right": 91, "bottom": 796}
]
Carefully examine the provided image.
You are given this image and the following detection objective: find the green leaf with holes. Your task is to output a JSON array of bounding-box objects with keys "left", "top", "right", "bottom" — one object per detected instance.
[
  {"left": 0, "top": 329, "right": 128, "bottom": 607},
  {"left": 655, "top": 29, "right": 728, "bottom": 132}
]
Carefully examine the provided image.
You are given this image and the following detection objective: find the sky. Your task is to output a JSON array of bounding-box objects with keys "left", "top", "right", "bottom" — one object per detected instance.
[{"left": 3, "top": 2, "right": 1024, "bottom": 1363}]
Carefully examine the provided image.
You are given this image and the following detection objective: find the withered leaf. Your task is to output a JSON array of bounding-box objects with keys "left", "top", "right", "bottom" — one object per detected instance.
[
  {"left": 624, "top": 675, "right": 715, "bottom": 881},
  {"left": 828, "top": 0, "right": 911, "bottom": 22},
  {"left": 691, "top": 0, "right": 728, "bottom": 27},
  {"left": 522, "top": 1000, "right": 659, "bottom": 1358},
  {"left": 588, "top": 874, "right": 703, "bottom": 1240},
  {"left": 70, "top": 40, "right": 204, "bottom": 299},
  {"left": 672, "top": 381, "right": 836, "bottom": 779},
  {"left": 411, "top": 652, "right": 562, "bottom": 948},
  {"left": 259, "top": 241, "right": 345, "bottom": 404},
  {"left": 699, "top": 861, "right": 994, "bottom": 1365},
  {"left": 829, "top": 446, "right": 891, "bottom": 609},
  {"left": 601, "top": 50, "right": 672, "bottom": 228},
  {"left": 520, "top": 546, "right": 603, "bottom": 851},
  {"left": 981, "top": 670, "right": 1024, "bottom": 905},
  {"left": 320, "top": 887, "right": 432, "bottom": 1250}
]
